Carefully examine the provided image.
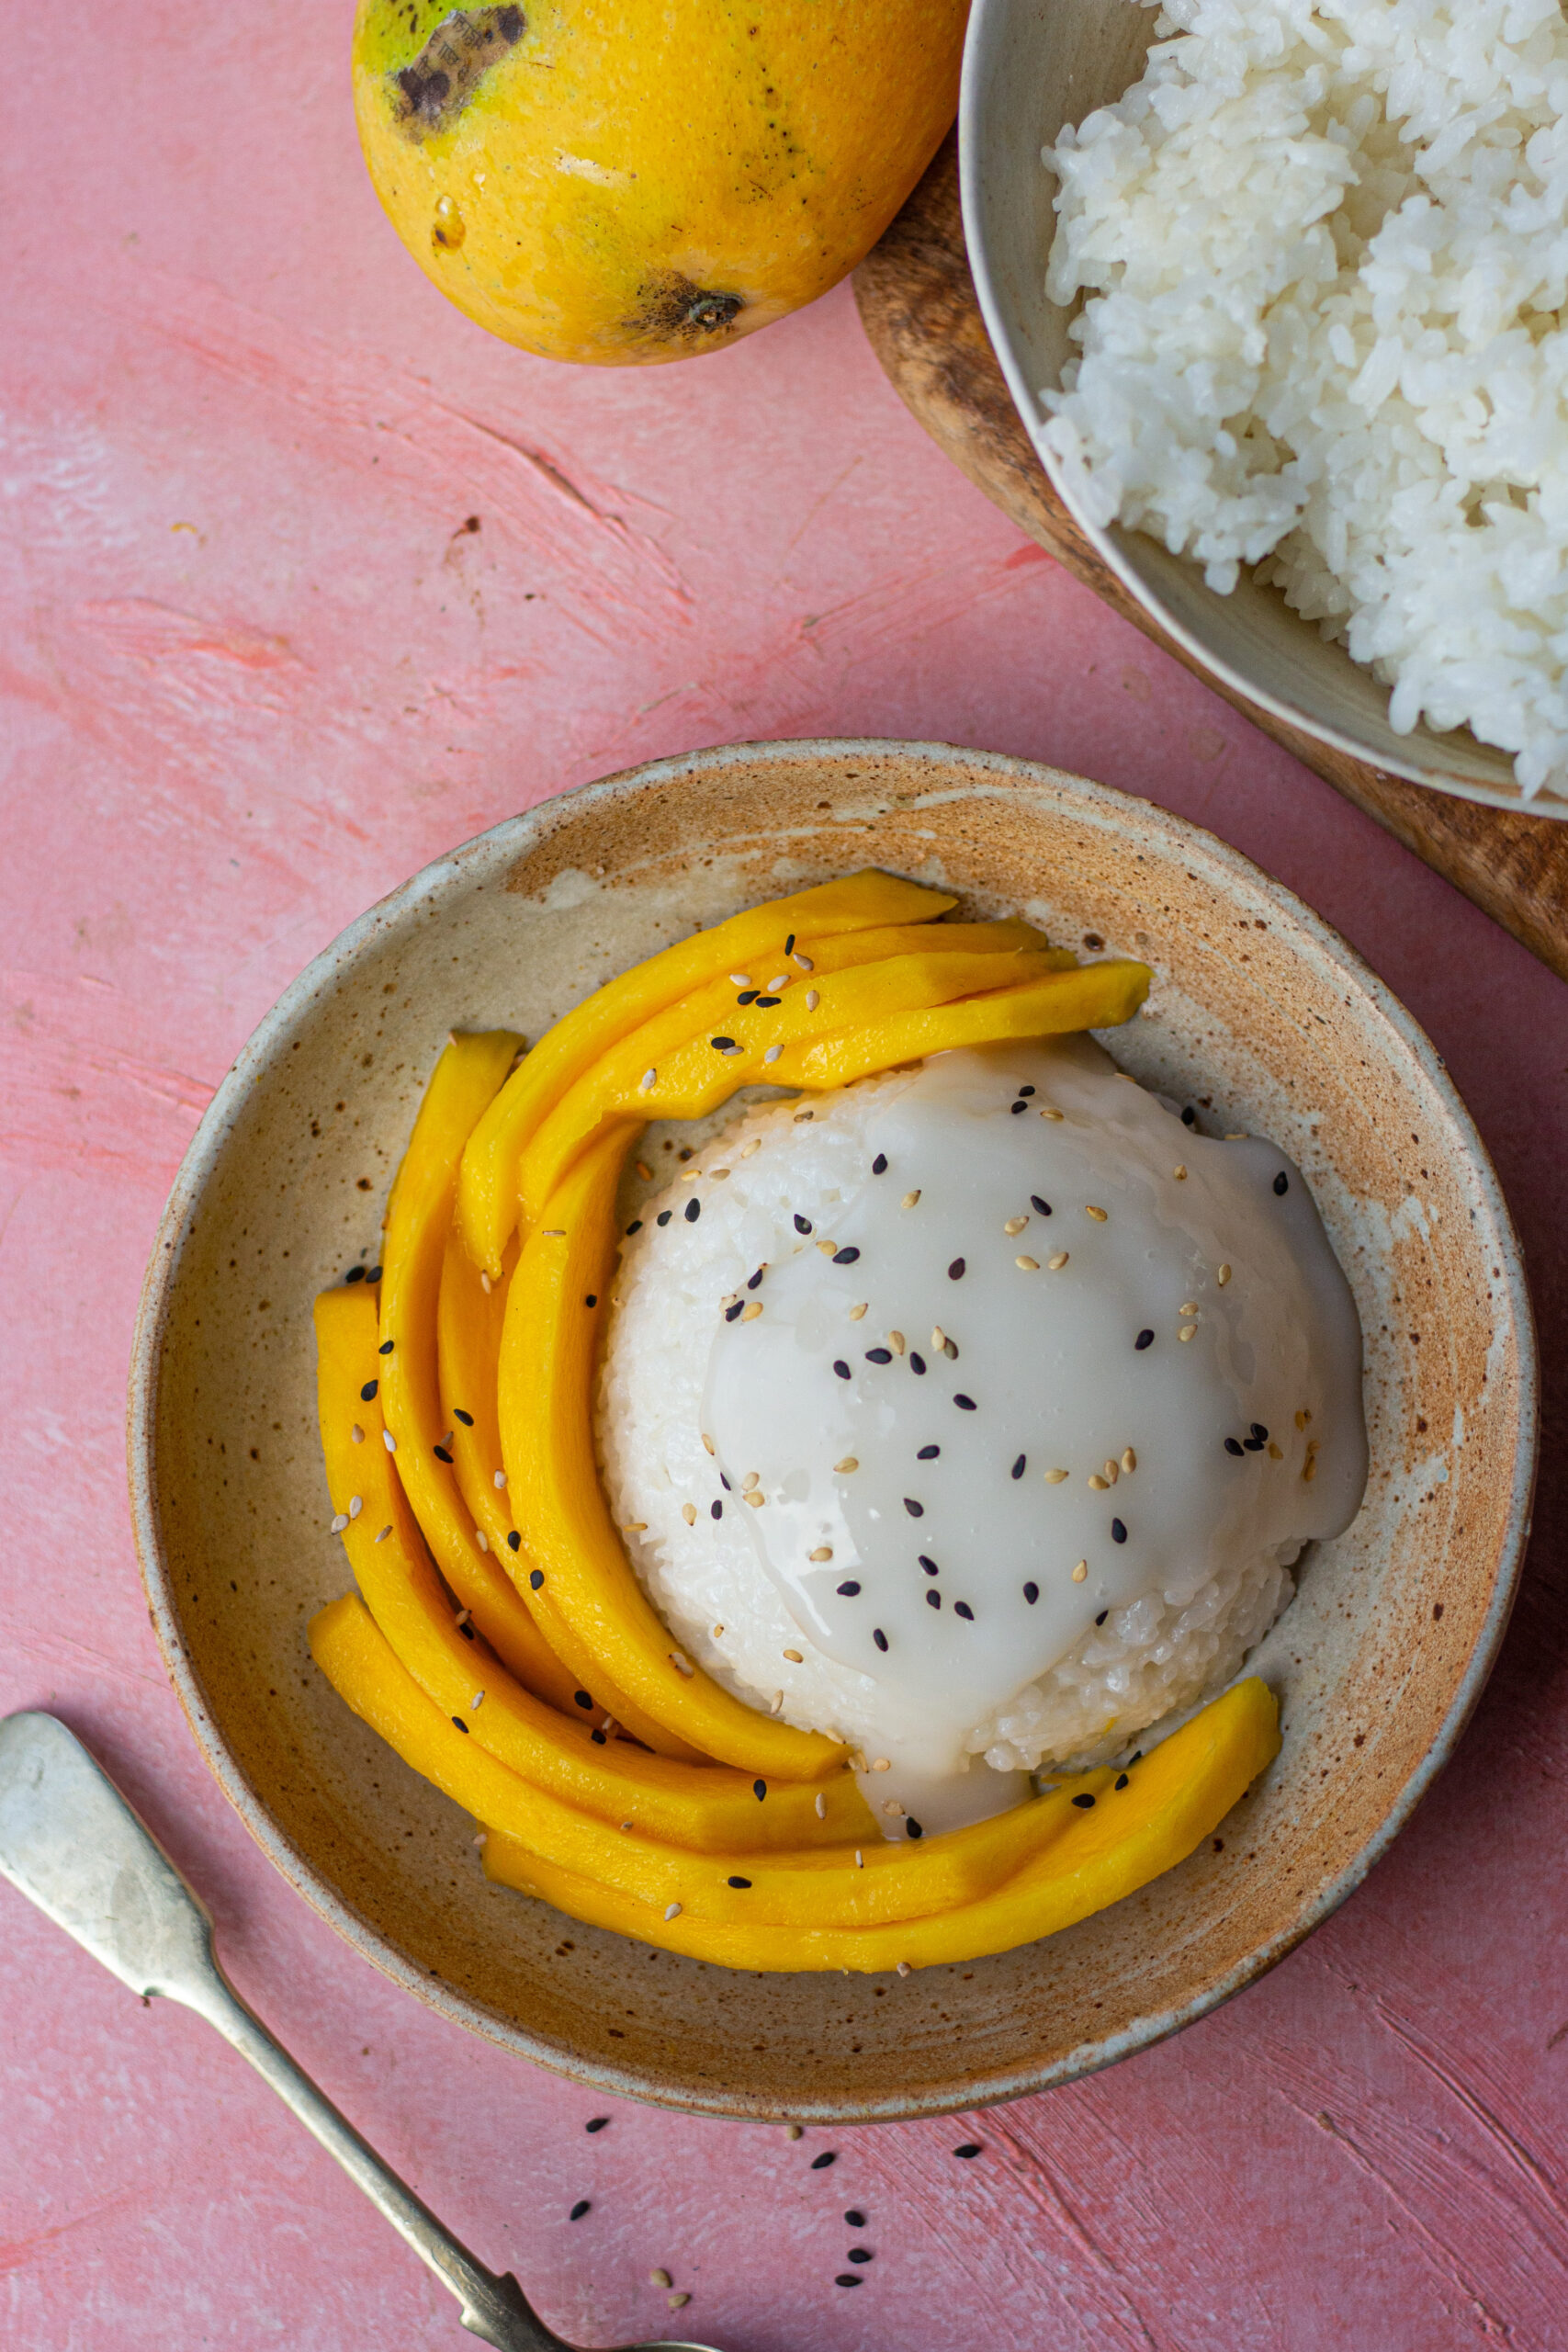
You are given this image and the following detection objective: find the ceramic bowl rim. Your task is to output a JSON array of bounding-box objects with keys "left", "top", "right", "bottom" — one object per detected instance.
[
  {"left": 955, "top": 0, "right": 1568, "bottom": 822},
  {"left": 126, "top": 737, "right": 1539, "bottom": 2120}
]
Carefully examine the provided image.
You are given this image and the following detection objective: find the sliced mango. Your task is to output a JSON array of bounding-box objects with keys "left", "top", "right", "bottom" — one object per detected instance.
[
  {"left": 456, "top": 868, "right": 957, "bottom": 1273},
  {"left": 499, "top": 1125, "right": 847, "bottom": 1781},
  {"left": 480, "top": 1679, "right": 1281, "bottom": 1971},
  {"left": 519, "top": 926, "right": 1077, "bottom": 1218}
]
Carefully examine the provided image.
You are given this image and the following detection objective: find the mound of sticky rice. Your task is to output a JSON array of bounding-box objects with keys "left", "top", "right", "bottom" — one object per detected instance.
[
  {"left": 1039, "top": 0, "right": 1568, "bottom": 797},
  {"left": 597, "top": 1039, "right": 1365, "bottom": 1833}
]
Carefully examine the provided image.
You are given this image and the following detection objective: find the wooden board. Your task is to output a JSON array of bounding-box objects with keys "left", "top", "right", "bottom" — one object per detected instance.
[{"left": 854, "top": 133, "right": 1568, "bottom": 987}]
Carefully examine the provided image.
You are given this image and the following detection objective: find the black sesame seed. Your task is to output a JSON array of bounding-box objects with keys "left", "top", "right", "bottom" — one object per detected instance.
[
  {"left": 811, "top": 2150, "right": 837, "bottom": 2169},
  {"left": 527, "top": 1566, "right": 544, "bottom": 1588},
  {"left": 1274, "top": 1170, "right": 1290, "bottom": 1195},
  {"left": 1251, "top": 1422, "right": 1269, "bottom": 1441},
  {"left": 726, "top": 1301, "right": 744, "bottom": 1321},
  {"left": 574, "top": 1691, "right": 592, "bottom": 1710},
  {"left": 919, "top": 1555, "right": 939, "bottom": 1575},
  {"left": 367, "top": 1267, "right": 382, "bottom": 1283},
  {"left": 873, "top": 1628, "right": 889, "bottom": 1653},
  {"left": 953, "top": 2143, "right": 981, "bottom": 2159},
  {"left": 570, "top": 2199, "right": 591, "bottom": 2221},
  {"left": 720, "top": 1473, "right": 731, "bottom": 1491},
  {"left": 1011, "top": 1454, "right": 1026, "bottom": 1479},
  {"left": 728, "top": 1875, "right": 752, "bottom": 1889},
  {"left": 1019, "top": 1085, "right": 1035, "bottom": 1098},
  {"left": 833, "top": 1360, "right": 851, "bottom": 1380},
  {"left": 784, "top": 933, "right": 796, "bottom": 955},
  {"left": 585, "top": 1294, "right": 597, "bottom": 1308},
  {"left": 907, "top": 1818, "right": 924, "bottom": 1839},
  {"left": 748, "top": 1267, "right": 764, "bottom": 1290},
  {"left": 866, "top": 1347, "right": 893, "bottom": 1364},
  {"left": 909, "top": 1351, "right": 927, "bottom": 1374},
  {"left": 1244, "top": 1436, "right": 1265, "bottom": 1452},
  {"left": 926, "top": 1589, "right": 942, "bottom": 1609},
  {"left": 346, "top": 1264, "right": 365, "bottom": 1283},
  {"left": 736, "top": 989, "right": 759, "bottom": 1004},
  {"left": 1134, "top": 1329, "right": 1155, "bottom": 1351},
  {"left": 848, "top": 2248, "right": 874, "bottom": 2267},
  {"left": 684, "top": 1197, "right": 701, "bottom": 1223},
  {"left": 1072, "top": 1792, "right": 1095, "bottom": 1809},
  {"left": 710, "top": 1036, "right": 735, "bottom": 1052},
  {"left": 753, "top": 1779, "right": 767, "bottom": 1801},
  {"left": 360, "top": 1380, "right": 378, "bottom": 1401},
  {"left": 948, "top": 1257, "right": 965, "bottom": 1280},
  {"left": 917, "top": 1444, "right": 940, "bottom": 1460},
  {"left": 953, "top": 1601, "right": 974, "bottom": 1621},
  {"left": 953, "top": 1394, "right": 976, "bottom": 1411},
  {"left": 1031, "top": 1195, "right": 1053, "bottom": 1216},
  {"left": 626, "top": 1220, "right": 643, "bottom": 1236},
  {"left": 835, "top": 2276, "right": 862, "bottom": 2289},
  {"left": 434, "top": 1443, "right": 453, "bottom": 1463},
  {"left": 872, "top": 1154, "right": 887, "bottom": 1175},
  {"left": 585, "top": 2118, "right": 609, "bottom": 2132},
  {"left": 844, "top": 2211, "right": 866, "bottom": 2228},
  {"left": 1111, "top": 1518, "right": 1127, "bottom": 1543},
  {"left": 1182, "top": 1106, "right": 1197, "bottom": 1126},
  {"left": 903, "top": 1497, "right": 924, "bottom": 1519},
  {"left": 508, "top": 1531, "right": 522, "bottom": 1551},
  {"left": 1096, "top": 1610, "right": 1109, "bottom": 1625},
  {"left": 795, "top": 1214, "right": 813, "bottom": 1235},
  {"left": 755, "top": 994, "right": 782, "bottom": 1008},
  {"left": 378, "top": 1340, "right": 394, "bottom": 1356},
  {"left": 836, "top": 1579, "right": 861, "bottom": 1596},
  {"left": 454, "top": 1408, "right": 474, "bottom": 1426},
  {"left": 1224, "top": 1437, "right": 1246, "bottom": 1456},
  {"left": 1115, "top": 1772, "right": 1130, "bottom": 1790},
  {"left": 832, "top": 1246, "right": 861, "bottom": 1265},
  {"left": 458, "top": 1622, "right": 474, "bottom": 1640},
  {"left": 451, "top": 1715, "right": 469, "bottom": 1734},
  {"left": 1010, "top": 1100, "right": 1027, "bottom": 1114},
  {"left": 657, "top": 1209, "right": 672, "bottom": 1227},
  {"left": 712, "top": 1499, "right": 723, "bottom": 1519},
  {"left": 590, "top": 1728, "right": 606, "bottom": 1745},
  {"left": 1022, "top": 1581, "right": 1039, "bottom": 1604}
]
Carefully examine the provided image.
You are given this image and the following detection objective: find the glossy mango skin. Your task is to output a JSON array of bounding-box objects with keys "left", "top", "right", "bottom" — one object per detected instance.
[{"left": 352, "top": 0, "right": 969, "bottom": 365}]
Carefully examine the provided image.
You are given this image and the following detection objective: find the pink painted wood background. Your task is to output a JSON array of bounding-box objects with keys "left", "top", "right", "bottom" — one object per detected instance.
[{"left": 4, "top": 8, "right": 1567, "bottom": 2348}]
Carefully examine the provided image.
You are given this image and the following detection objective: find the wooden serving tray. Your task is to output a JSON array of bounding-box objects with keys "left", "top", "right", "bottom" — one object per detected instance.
[{"left": 854, "top": 134, "right": 1568, "bottom": 986}]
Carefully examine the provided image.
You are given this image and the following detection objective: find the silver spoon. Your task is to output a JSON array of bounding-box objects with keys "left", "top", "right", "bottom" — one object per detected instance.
[{"left": 0, "top": 1711, "right": 719, "bottom": 2352}]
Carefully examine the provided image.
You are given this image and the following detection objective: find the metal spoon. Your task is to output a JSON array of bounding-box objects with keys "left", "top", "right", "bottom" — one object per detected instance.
[{"left": 0, "top": 1711, "right": 719, "bottom": 2352}]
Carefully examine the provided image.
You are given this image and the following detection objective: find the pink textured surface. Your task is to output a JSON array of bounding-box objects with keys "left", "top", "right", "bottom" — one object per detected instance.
[{"left": 3, "top": 8, "right": 1567, "bottom": 2348}]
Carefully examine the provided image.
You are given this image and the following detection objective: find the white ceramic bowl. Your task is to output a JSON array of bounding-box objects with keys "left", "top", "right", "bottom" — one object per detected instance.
[
  {"left": 958, "top": 0, "right": 1568, "bottom": 820},
  {"left": 129, "top": 740, "right": 1536, "bottom": 2120}
]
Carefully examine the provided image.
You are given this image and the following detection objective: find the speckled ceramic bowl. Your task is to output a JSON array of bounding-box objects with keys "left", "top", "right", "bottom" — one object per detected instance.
[{"left": 128, "top": 740, "right": 1536, "bottom": 2121}]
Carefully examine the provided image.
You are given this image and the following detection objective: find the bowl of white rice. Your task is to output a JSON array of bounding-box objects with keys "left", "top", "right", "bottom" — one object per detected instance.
[
  {"left": 131, "top": 738, "right": 1537, "bottom": 2119},
  {"left": 960, "top": 0, "right": 1568, "bottom": 814}
]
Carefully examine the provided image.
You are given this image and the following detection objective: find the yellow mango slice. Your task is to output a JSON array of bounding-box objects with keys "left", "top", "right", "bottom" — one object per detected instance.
[
  {"left": 764, "top": 959, "right": 1152, "bottom": 1091},
  {"left": 500, "top": 1125, "right": 847, "bottom": 1781},
  {"left": 457, "top": 869, "right": 957, "bottom": 1273},
  {"left": 481, "top": 1680, "right": 1281, "bottom": 1971},
  {"left": 311, "top": 1375, "right": 869, "bottom": 1850},
  {"left": 519, "top": 933, "right": 1078, "bottom": 1217}
]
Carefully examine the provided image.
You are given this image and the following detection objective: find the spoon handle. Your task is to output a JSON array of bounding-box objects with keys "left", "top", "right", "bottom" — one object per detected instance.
[{"left": 0, "top": 1713, "right": 565, "bottom": 2352}]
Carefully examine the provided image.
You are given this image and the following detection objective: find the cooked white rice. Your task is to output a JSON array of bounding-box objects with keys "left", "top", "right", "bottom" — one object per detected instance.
[
  {"left": 1040, "top": 0, "right": 1568, "bottom": 797},
  {"left": 596, "top": 1074, "right": 1300, "bottom": 1777}
]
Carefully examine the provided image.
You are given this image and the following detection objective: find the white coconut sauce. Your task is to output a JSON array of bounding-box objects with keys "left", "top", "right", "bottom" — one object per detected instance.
[{"left": 700, "top": 1037, "right": 1366, "bottom": 1838}]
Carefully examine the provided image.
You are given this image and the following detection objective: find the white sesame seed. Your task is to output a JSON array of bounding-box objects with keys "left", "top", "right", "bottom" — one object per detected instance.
[
  {"left": 835, "top": 1456, "right": 859, "bottom": 1474},
  {"left": 479, "top": 1272, "right": 491, "bottom": 1293},
  {"left": 1179, "top": 1323, "right": 1198, "bottom": 1341},
  {"left": 1072, "top": 1560, "right": 1088, "bottom": 1581},
  {"left": 1015, "top": 1254, "right": 1040, "bottom": 1272},
  {"left": 888, "top": 1331, "right": 905, "bottom": 1355},
  {"left": 882, "top": 1799, "right": 904, "bottom": 1816},
  {"left": 743, "top": 1489, "right": 764, "bottom": 1508},
  {"left": 1173, "top": 1164, "right": 1188, "bottom": 1181},
  {"left": 682, "top": 1502, "right": 697, "bottom": 1525},
  {"left": 623, "top": 1520, "right": 648, "bottom": 1532},
  {"left": 350, "top": 1423, "right": 365, "bottom": 1444},
  {"left": 848, "top": 1301, "right": 868, "bottom": 1320},
  {"left": 1048, "top": 1251, "right": 1069, "bottom": 1270},
  {"left": 817, "top": 1238, "right": 837, "bottom": 1256},
  {"left": 1179, "top": 1302, "right": 1199, "bottom": 1316},
  {"left": 871, "top": 1757, "right": 891, "bottom": 1771},
  {"left": 669, "top": 1651, "right": 693, "bottom": 1677},
  {"left": 475, "top": 1530, "right": 488, "bottom": 1551},
  {"left": 635, "top": 1160, "right": 652, "bottom": 1180},
  {"left": 855, "top": 1849, "right": 863, "bottom": 1868},
  {"left": 1086, "top": 1204, "right": 1108, "bottom": 1222},
  {"left": 902, "top": 1189, "right": 921, "bottom": 1209},
  {"left": 1102, "top": 1460, "right": 1119, "bottom": 1485},
  {"left": 712, "top": 1623, "right": 724, "bottom": 1637},
  {"left": 897, "top": 1960, "right": 912, "bottom": 1977},
  {"left": 728, "top": 973, "right": 751, "bottom": 987},
  {"left": 763, "top": 1045, "right": 784, "bottom": 1065},
  {"left": 767, "top": 973, "right": 790, "bottom": 990},
  {"left": 1003, "top": 1216, "right": 1028, "bottom": 1236},
  {"left": 1043, "top": 1468, "right": 1068, "bottom": 1484},
  {"left": 931, "top": 1324, "right": 947, "bottom": 1351},
  {"left": 793, "top": 1111, "right": 814, "bottom": 1122},
  {"left": 1218, "top": 1262, "right": 1233, "bottom": 1285},
  {"left": 541, "top": 1229, "right": 565, "bottom": 1238},
  {"left": 1040, "top": 1105, "right": 1064, "bottom": 1121},
  {"left": 806, "top": 989, "right": 819, "bottom": 1011},
  {"left": 348, "top": 1495, "right": 363, "bottom": 1519},
  {"left": 664, "top": 1902, "right": 682, "bottom": 1922},
  {"left": 741, "top": 1470, "right": 760, "bottom": 1491},
  {"left": 815, "top": 1791, "right": 827, "bottom": 1819},
  {"left": 1224, "top": 1130, "right": 1247, "bottom": 1140},
  {"left": 771, "top": 1690, "right": 784, "bottom": 1713},
  {"left": 702, "top": 1431, "right": 716, "bottom": 1454},
  {"left": 740, "top": 1136, "right": 762, "bottom": 1159},
  {"left": 1088, "top": 1474, "right": 1109, "bottom": 1492},
  {"left": 456, "top": 1609, "right": 470, "bottom": 1626},
  {"left": 681, "top": 1166, "right": 704, "bottom": 1182},
  {"left": 1122, "top": 1447, "right": 1137, "bottom": 1473},
  {"left": 473, "top": 1832, "right": 487, "bottom": 1848},
  {"left": 470, "top": 1690, "right": 484, "bottom": 1711},
  {"left": 793, "top": 952, "right": 814, "bottom": 970},
  {"left": 375, "top": 1525, "right": 392, "bottom": 1544},
  {"left": 711, "top": 1167, "right": 730, "bottom": 1181},
  {"left": 808, "top": 1545, "right": 832, "bottom": 1561},
  {"left": 493, "top": 1469, "right": 506, "bottom": 1488},
  {"left": 330, "top": 1512, "right": 349, "bottom": 1534},
  {"left": 639, "top": 1069, "right": 657, "bottom": 1091},
  {"left": 784, "top": 1647, "right": 804, "bottom": 1663},
  {"left": 1269, "top": 1442, "right": 1283, "bottom": 1459},
  {"left": 382, "top": 1430, "right": 397, "bottom": 1453}
]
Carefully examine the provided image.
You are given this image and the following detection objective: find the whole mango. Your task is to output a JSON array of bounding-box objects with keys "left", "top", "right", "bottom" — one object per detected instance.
[{"left": 352, "top": 1, "right": 968, "bottom": 366}]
